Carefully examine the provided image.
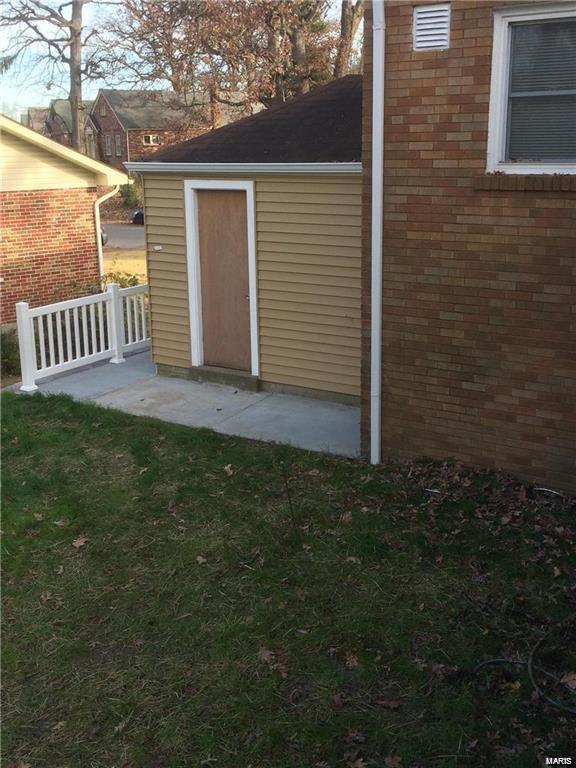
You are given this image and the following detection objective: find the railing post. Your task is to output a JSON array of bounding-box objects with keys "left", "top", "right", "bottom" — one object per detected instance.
[
  {"left": 15, "top": 302, "right": 39, "bottom": 392},
  {"left": 107, "top": 283, "right": 125, "bottom": 364}
]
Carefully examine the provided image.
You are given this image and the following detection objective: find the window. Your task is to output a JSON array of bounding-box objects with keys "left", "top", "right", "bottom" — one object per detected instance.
[
  {"left": 413, "top": 4, "right": 450, "bottom": 51},
  {"left": 115, "top": 134, "right": 122, "bottom": 156},
  {"left": 99, "top": 101, "right": 107, "bottom": 117},
  {"left": 143, "top": 134, "right": 160, "bottom": 146},
  {"left": 487, "top": 4, "right": 576, "bottom": 174},
  {"left": 105, "top": 133, "right": 112, "bottom": 156}
]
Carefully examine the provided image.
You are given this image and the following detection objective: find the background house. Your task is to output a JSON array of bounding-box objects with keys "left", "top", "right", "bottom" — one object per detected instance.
[
  {"left": 0, "top": 115, "right": 127, "bottom": 325},
  {"left": 45, "top": 98, "right": 94, "bottom": 146},
  {"left": 88, "top": 90, "right": 213, "bottom": 170},
  {"left": 127, "top": 76, "right": 362, "bottom": 400},
  {"left": 21, "top": 107, "right": 48, "bottom": 133},
  {"left": 363, "top": 1, "right": 576, "bottom": 491}
]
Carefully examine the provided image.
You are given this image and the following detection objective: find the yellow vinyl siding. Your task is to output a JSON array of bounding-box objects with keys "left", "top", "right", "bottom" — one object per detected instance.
[
  {"left": 0, "top": 131, "right": 96, "bottom": 191},
  {"left": 143, "top": 173, "right": 361, "bottom": 397}
]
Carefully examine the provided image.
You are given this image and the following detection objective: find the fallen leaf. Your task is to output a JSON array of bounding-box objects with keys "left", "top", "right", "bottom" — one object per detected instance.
[
  {"left": 223, "top": 464, "right": 234, "bottom": 476},
  {"left": 258, "top": 647, "right": 275, "bottom": 664},
  {"left": 346, "top": 556, "right": 361, "bottom": 564},
  {"left": 72, "top": 535, "right": 89, "bottom": 549},
  {"left": 560, "top": 671, "right": 576, "bottom": 690},
  {"left": 196, "top": 555, "right": 207, "bottom": 565},
  {"left": 345, "top": 729, "right": 366, "bottom": 744},
  {"left": 385, "top": 757, "right": 402, "bottom": 767},
  {"left": 54, "top": 519, "right": 68, "bottom": 527},
  {"left": 345, "top": 651, "right": 359, "bottom": 669},
  {"left": 33, "top": 513, "right": 43, "bottom": 522},
  {"left": 375, "top": 698, "right": 401, "bottom": 710},
  {"left": 40, "top": 591, "right": 52, "bottom": 603},
  {"left": 332, "top": 693, "right": 345, "bottom": 709},
  {"left": 51, "top": 720, "right": 65, "bottom": 732},
  {"left": 344, "top": 752, "right": 366, "bottom": 768},
  {"left": 55, "top": 565, "right": 64, "bottom": 575}
]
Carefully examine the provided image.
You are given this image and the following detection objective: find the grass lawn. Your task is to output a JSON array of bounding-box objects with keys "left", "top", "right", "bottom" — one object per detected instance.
[
  {"left": 2, "top": 393, "right": 574, "bottom": 768},
  {"left": 103, "top": 248, "right": 147, "bottom": 282}
]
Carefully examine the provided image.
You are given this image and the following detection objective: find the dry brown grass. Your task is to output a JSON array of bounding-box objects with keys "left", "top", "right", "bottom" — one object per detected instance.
[{"left": 103, "top": 249, "right": 147, "bottom": 282}]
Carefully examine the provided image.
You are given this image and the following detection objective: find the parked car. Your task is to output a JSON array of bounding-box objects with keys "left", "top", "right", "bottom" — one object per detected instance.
[{"left": 132, "top": 208, "right": 144, "bottom": 225}]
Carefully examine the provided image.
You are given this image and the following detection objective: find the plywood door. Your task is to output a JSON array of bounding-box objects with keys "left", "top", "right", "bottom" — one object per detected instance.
[{"left": 197, "top": 189, "right": 251, "bottom": 371}]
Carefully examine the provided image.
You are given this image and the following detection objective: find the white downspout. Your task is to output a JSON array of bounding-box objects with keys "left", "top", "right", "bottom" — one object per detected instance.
[
  {"left": 94, "top": 185, "right": 120, "bottom": 277},
  {"left": 370, "top": 0, "right": 385, "bottom": 465}
]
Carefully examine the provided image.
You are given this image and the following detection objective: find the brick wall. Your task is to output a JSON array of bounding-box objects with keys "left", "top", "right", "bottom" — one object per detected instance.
[
  {"left": 128, "top": 128, "right": 182, "bottom": 162},
  {"left": 90, "top": 94, "right": 128, "bottom": 171},
  {"left": 362, "top": 1, "right": 576, "bottom": 491},
  {"left": 0, "top": 188, "right": 100, "bottom": 324}
]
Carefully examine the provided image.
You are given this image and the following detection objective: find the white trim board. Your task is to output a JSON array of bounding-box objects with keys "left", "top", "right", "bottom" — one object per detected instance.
[
  {"left": 183, "top": 179, "right": 259, "bottom": 377},
  {"left": 126, "top": 161, "right": 362, "bottom": 175},
  {"left": 487, "top": 3, "right": 576, "bottom": 176}
]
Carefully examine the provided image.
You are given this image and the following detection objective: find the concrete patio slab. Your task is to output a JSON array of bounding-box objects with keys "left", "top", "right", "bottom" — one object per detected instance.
[
  {"left": 218, "top": 391, "right": 360, "bottom": 457},
  {"left": 25, "top": 353, "right": 360, "bottom": 457},
  {"left": 95, "top": 375, "right": 270, "bottom": 430},
  {"left": 34, "top": 352, "right": 156, "bottom": 400}
]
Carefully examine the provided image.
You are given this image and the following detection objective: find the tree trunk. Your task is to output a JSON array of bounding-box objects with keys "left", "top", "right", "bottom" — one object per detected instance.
[
  {"left": 69, "top": 0, "right": 85, "bottom": 152},
  {"left": 290, "top": 26, "right": 309, "bottom": 94},
  {"left": 334, "top": 0, "right": 363, "bottom": 79}
]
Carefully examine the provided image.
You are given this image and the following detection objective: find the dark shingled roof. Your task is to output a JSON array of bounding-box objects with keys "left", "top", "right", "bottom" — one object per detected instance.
[
  {"left": 98, "top": 90, "right": 190, "bottom": 130},
  {"left": 149, "top": 75, "right": 362, "bottom": 164}
]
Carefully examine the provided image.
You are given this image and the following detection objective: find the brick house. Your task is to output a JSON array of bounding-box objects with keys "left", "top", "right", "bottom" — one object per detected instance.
[
  {"left": 45, "top": 99, "right": 94, "bottom": 146},
  {"left": 87, "top": 90, "right": 214, "bottom": 171},
  {"left": 21, "top": 107, "right": 48, "bottom": 133},
  {"left": 363, "top": 1, "right": 576, "bottom": 491},
  {"left": 0, "top": 115, "right": 127, "bottom": 325}
]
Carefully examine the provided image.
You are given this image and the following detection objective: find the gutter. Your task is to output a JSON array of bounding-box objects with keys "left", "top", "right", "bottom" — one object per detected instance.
[
  {"left": 124, "top": 161, "right": 362, "bottom": 175},
  {"left": 370, "top": 0, "right": 386, "bottom": 465},
  {"left": 94, "top": 185, "right": 120, "bottom": 276}
]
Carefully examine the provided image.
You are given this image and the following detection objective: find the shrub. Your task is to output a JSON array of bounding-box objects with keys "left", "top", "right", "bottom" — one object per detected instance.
[
  {"left": 101, "top": 271, "right": 140, "bottom": 289},
  {"left": 119, "top": 181, "right": 143, "bottom": 208},
  {"left": 1, "top": 329, "right": 21, "bottom": 379}
]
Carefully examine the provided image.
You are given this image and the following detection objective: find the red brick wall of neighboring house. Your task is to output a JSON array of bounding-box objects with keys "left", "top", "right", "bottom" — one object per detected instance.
[
  {"left": 362, "top": 1, "right": 576, "bottom": 491},
  {"left": 127, "top": 129, "right": 179, "bottom": 161},
  {"left": 127, "top": 126, "right": 210, "bottom": 162},
  {"left": 0, "top": 188, "right": 100, "bottom": 325},
  {"left": 90, "top": 94, "right": 128, "bottom": 171}
]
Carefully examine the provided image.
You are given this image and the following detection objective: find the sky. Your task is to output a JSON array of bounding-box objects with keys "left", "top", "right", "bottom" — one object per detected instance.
[
  {"left": 0, "top": 0, "right": 345, "bottom": 120},
  {"left": 0, "top": 3, "right": 113, "bottom": 119}
]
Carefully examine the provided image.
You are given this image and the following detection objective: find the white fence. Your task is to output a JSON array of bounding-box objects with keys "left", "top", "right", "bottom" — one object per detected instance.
[{"left": 16, "top": 283, "right": 150, "bottom": 392}]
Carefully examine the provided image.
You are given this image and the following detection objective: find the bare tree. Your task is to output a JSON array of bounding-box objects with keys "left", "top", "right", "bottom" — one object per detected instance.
[
  {"left": 333, "top": 0, "right": 363, "bottom": 78},
  {"left": 100, "top": 0, "right": 345, "bottom": 114},
  {"left": 0, "top": 0, "right": 109, "bottom": 150}
]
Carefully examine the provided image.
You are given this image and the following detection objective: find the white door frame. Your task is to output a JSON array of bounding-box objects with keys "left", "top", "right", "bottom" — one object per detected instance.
[{"left": 183, "top": 179, "right": 259, "bottom": 377}]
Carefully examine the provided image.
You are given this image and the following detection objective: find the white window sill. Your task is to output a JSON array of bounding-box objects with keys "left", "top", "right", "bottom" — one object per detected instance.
[{"left": 487, "top": 162, "right": 576, "bottom": 176}]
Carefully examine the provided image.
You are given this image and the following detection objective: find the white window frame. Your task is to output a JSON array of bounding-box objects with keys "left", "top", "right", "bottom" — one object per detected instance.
[
  {"left": 115, "top": 133, "right": 122, "bottom": 156},
  {"left": 183, "top": 179, "right": 259, "bottom": 376},
  {"left": 104, "top": 133, "right": 112, "bottom": 156},
  {"left": 143, "top": 134, "right": 160, "bottom": 146},
  {"left": 487, "top": 3, "right": 576, "bottom": 175}
]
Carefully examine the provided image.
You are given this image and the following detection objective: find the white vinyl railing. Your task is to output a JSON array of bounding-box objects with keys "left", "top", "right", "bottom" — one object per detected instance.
[{"left": 16, "top": 283, "right": 150, "bottom": 392}]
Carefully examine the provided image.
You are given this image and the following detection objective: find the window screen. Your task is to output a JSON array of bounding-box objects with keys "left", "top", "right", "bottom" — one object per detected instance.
[{"left": 507, "top": 19, "right": 576, "bottom": 161}]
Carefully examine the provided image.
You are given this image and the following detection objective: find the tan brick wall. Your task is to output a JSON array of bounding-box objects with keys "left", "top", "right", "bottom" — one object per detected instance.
[
  {"left": 362, "top": 1, "right": 576, "bottom": 491},
  {"left": 0, "top": 188, "right": 100, "bottom": 324}
]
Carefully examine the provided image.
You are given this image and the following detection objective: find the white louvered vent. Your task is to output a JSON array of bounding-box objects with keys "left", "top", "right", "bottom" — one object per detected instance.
[{"left": 413, "top": 4, "right": 451, "bottom": 51}]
